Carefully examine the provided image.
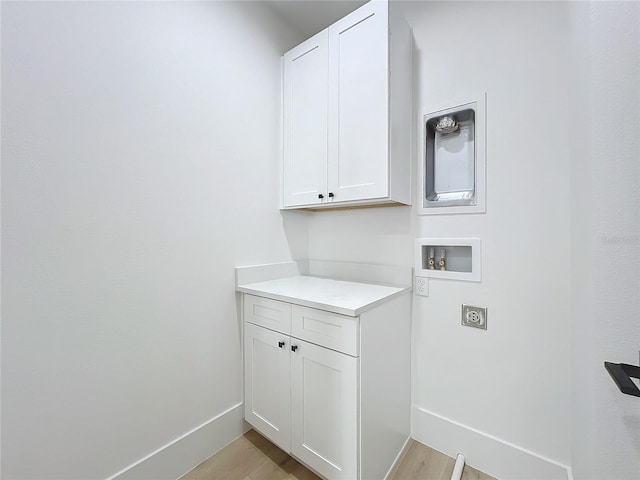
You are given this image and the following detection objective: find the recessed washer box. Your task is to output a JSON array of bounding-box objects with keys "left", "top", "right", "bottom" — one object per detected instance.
[
  {"left": 415, "top": 237, "right": 482, "bottom": 282},
  {"left": 419, "top": 94, "right": 486, "bottom": 215}
]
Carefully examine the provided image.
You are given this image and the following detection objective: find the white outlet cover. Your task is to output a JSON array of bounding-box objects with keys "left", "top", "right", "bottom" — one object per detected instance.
[{"left": 415, "top": 276, "right": 429, "bottom": 297}]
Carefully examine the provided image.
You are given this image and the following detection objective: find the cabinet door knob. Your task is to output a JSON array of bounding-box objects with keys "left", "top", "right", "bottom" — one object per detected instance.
[
  {"left": 318, "top": 194, "right": 324, "bottom": 199},
  {"left": 291, "top": 345, "right": 298, "bottom": 352},
  {"left": 278, "top": 341, "right": 285, "bottom": 348},
  {"left": 328, "top": 192, "right": 334, "bottom": 198}
]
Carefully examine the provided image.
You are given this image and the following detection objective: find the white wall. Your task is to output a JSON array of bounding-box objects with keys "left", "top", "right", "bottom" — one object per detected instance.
[
  {"left": 1, "top": 2, "right": 304, "bottom": 478},
  {"left": 308, "top": 1, "right": 573, "bottom": 476},
  {"left": 570, "top": 2, "right": 640, "bottom": 478}
]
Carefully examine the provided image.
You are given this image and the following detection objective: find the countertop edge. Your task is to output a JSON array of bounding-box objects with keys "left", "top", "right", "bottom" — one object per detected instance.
[{"left": 236, "top": 284, "right": 411, "bottom": 317}]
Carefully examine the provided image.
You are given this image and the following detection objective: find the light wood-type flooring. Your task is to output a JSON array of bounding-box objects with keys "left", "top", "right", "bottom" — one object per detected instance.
[{"left": 179, "top": 429, "right": 496, "bottom": 480}]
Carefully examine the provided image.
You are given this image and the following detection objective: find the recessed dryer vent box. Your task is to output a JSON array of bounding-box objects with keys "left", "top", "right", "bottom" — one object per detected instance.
[
  {"left": 415, "top": 238, "right": 481, "bottom": 282},
  {"left": 419, "top": 94, "right": 486, "bottom": 215}
]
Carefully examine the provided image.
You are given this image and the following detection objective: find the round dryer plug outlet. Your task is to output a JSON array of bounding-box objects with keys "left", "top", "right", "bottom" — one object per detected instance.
[{"left": 461, "top": 304, "right": 487, "bottom": 330}]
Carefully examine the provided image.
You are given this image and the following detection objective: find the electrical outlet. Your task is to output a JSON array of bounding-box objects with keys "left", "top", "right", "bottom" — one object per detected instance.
[
  {"left": 462, "top": 304, "right": 487, "bottom": 329},
  {"left": 415, "top": 276, "right": 429, "bottom": 297}
]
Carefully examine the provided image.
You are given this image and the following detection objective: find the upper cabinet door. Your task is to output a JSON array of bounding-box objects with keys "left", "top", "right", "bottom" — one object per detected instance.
[
  {"left": 327, "top": 1, "right": 389, "bottom": 203},
  {"left": 283, "top": 30, "right": 329, "bottom": 207}
]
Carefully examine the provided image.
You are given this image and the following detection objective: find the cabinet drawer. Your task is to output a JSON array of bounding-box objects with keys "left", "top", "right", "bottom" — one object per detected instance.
[
  {"left": 291, "top": 305, "right": 359, "bottom": 356},
  {"left": 244, "top": 295, "right": 291, "bottom": 335}
]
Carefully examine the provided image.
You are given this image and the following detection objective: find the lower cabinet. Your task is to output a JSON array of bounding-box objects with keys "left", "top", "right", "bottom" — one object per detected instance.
[
  {"left": 244, "top": 323, "right": 357, "bottom": 479},
  {"left": 243, "top": 293, "right": 410, "bottom": 480}
]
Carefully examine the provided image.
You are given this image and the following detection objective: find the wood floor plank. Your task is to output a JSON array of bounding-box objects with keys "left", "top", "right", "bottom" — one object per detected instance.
[
  {"left": 179, "top": 430, "right": 321, "bottom": 480},
  {"left": 461, "top": 463, "right": 493, "bottom": 480},
  {"left": 180, "top": 435, "right": 266, "bottom": 480},
  {"left": 387, "top": 440, "right": 455, "bottom": 480},
  {"left": 180, "top": 429, "right": 496, "bottom": 480},
  {"left": 385, "top": 438, "right": 413, "bottom": 480},
  {"left": 247, "top": 457, "right": 291, "bottom": 480}
]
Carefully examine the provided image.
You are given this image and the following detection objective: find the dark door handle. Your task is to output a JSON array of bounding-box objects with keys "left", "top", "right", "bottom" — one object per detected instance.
[
  {"left": 278, "top": 341, "right": 285, "bottom": 348},
  {"left": 318, "top": 194, "right": 324, "bottom": 199},
  {"left": 328, "top": 192, "right": 334, "bottom": 198},
  {"left": 291, "top": 345, "right": 298, "bottom": 352},
  {"left": 604, "top": 362, "right": 640, "bottom": 397}
]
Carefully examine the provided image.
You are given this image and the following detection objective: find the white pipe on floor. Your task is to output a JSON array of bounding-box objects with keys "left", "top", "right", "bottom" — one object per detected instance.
[{"left": 451, "top": 453, "right": 466, "bottom": 480}]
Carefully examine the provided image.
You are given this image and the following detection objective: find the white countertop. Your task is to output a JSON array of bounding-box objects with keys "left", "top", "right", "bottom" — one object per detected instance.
[{"left": 236, "top": 275, "right": 410, "bottom": 316}]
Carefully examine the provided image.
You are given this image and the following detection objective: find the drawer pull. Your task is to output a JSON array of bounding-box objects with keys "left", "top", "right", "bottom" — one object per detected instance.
[
  {"left": 278, "top": 341, "right": 285, "bottom": 348},
  {"left": 291, "top": 345, "right": 298, "bottom": 352}
]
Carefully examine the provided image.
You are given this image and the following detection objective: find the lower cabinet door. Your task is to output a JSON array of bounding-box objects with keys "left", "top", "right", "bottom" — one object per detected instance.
[
  {"left": 290, "top": 339, "right": 358, "bottom": 480},
  {"left": 244, "top": 322, "right": 291, "bottom": 452}
]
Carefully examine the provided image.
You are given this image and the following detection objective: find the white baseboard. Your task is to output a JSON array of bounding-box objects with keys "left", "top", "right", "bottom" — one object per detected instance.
[
  {"left": 412, "top": 406, "right": 570, "bottom": 480},
  {"left": 107, "top": 402, "right": 247, "bottom": 480}
]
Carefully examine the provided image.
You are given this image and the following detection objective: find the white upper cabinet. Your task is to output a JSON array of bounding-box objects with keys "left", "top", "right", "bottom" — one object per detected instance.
[{"left": 282, "top": 0, "right": 411, "bottom": 209}]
